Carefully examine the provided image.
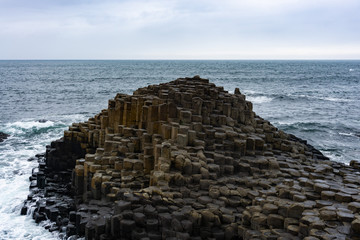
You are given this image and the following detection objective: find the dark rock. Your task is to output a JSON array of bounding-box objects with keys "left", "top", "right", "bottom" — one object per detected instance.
[
  {"left": 66, "top": 224, "right": 76, "bottom": 236},
  {"left": 22, "top": 77, "right": 360, "bottom": 239},
  {"left": 0, "top": 132, "right": 9, "bottom": 142},
  {"left": 20, "top": 205, "right": 28, "bottom": 215},
  {"left": 34, "top": 212, "right": 46, "bottom": 223},
  {"left": 131, "top": 228, "right": 147, "bottom": 239}
]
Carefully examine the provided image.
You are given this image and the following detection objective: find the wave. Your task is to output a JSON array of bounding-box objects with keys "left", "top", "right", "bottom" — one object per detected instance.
[
  {"left": 339, "top": 132, "right": 353, "bottom": 137},
  {"left": 56, "top": 113, "right": 90, "bottom": 122},
  {"left": 272, "top": 93, "right": 353, "bottom": 103},
  {"left": 226, "top": 89, "right": 261, "bottom": 95},
  {"left": 339, "top": 132, "right": 360, "bottom": 138},
  {"left": 228, "top": 90, "right": 352, "bottom": 106},
  {"left": 7, "top": 120, "right": 55, "bottom": 130},
  {"left": 0, "top": 120, "right": 63, "bottom": 239},
  {"left": 246, "top": 96, "right": 273, "bottom": 104},
  {"left": 227, "top": 91, "right": 351, "bottom": 105},
  {"left": 0, "top": 117, "right": 79, "bottom": 239},
  {"left": 317, "top": 96, "right": 352, "bottom": 103},
  {"left": 275, "top": 121, "right": 330, "bottom": 133},
  {"left": 244, "top": 90, "right": 260, "bottom": 95},
  {"left": 0, "top": 176, "right": 59, "bottom": 239},
  {"left": 94, "top": 77, "right": 123, "bottom": 80},
  {"left": 1, "top": 114, "right": 89, "bottom": 137},
  {"left": 274, "top": 120, "right": 322, "bottom": 126},
  {"left": 2, "top": 120, "right": 62, "bottom": 138}
]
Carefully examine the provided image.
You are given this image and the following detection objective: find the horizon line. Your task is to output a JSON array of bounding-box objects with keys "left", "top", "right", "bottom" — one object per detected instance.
[{"left": 1, "top": 58, "right": 360, "bottom": 61}]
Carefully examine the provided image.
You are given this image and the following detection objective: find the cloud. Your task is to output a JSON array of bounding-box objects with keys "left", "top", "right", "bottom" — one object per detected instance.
[{"left": 0, "top": 0, "right": 359, "bottom": 59}]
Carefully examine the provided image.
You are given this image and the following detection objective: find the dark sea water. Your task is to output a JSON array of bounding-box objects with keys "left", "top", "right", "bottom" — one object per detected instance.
[{"left": 0, "top": 60, "right": 359, "bottom": 239}]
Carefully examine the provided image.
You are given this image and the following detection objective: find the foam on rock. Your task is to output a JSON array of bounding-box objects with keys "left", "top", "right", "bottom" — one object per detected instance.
[{"left": 26, "top": 76, "right": 360, "bottom": 239}]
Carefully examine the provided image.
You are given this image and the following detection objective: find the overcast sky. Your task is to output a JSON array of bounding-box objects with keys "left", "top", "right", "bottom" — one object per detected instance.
[{"left": 1, "top": 0, "right": 359, "bottom": 59}]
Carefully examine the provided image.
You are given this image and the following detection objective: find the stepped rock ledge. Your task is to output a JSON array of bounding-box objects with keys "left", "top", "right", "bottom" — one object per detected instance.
[{"left": 24, "top": 76, "right": 360, "bottom": 239}]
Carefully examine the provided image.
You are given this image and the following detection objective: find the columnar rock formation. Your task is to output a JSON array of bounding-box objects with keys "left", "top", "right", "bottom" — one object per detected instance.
[{"left": 28, "top": 76, "right": 360, "bottom": 239}]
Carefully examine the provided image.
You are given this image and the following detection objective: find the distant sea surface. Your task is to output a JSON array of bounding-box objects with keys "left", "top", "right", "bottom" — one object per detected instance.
[{"left": 0, "top": 60, "right": 359, "bottom": 239}]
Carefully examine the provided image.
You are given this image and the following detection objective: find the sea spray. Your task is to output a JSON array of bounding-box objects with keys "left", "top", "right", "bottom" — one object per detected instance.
[{"left": 0, "top": 117, "right": 86, "bottom": 239}]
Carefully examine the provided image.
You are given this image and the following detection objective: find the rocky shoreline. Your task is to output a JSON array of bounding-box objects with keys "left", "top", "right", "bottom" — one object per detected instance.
[{"left": 23, "top": 76, "right": 360, "bottom": 239}]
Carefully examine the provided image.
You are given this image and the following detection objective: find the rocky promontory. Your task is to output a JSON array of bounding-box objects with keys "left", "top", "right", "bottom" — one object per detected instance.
[{"left": 24, "top": 76, "right": 360, "bottom": 239}]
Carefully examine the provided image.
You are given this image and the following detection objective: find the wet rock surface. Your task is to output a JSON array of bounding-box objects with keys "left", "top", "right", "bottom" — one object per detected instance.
[
  {"left": 24, "top": 77, "right": 360, "bottom": 239},
  {"left": 0, "top": 131, "right": 9, "bottom": 142}
]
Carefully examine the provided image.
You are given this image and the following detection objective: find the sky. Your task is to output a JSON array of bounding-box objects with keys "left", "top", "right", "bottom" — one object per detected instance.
[{"left": 0, "top": 0, "right": 360, "bottom": 59}]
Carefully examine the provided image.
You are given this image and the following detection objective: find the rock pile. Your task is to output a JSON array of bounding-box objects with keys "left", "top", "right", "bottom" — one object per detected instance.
[{"left": 25, "top": 76, "right": 360, "bottom": 239}]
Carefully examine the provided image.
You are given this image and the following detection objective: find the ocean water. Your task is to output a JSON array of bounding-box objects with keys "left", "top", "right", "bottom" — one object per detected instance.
[{"left": 0, "top": 60, "right": 359, "bottom": 239}]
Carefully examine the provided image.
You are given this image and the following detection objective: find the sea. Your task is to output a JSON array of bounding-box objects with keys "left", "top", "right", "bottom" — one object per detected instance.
[{"left": 0, "top": 60, "right": 359, "bottom": 239}]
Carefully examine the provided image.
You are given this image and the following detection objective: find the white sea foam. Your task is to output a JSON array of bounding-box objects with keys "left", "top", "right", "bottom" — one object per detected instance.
[
  {"left": 6, "top": 120, "right": 54, "bottom": 130},
  {"left": 321, "top": 97, "right": 352, "bottom": 102},
  {"left": 0, "top": 161, "right": 59, "bottom": 239},
  {"left": 246, "top": 96, "right": 273, "bottom": 104},
  {"left": 273, "top": 121, "right": 292, "bottom": 126},
  {"left": 0, "top": 176, "right": 59, "bottom": 240},
  {"left": 339, "top": 132, "right": 355, "bottom": 137},
  {"left": 245, "top": 90, "right": 259, "bottom": 95},
  {"left": 3, "top": 121, "right": 55, "bottom": 136},
  {"left": 322, "top": 150, "right": 348, "bottom": 165},
  {"left": 0, "top": 116, "right": 86, "bottom": 240},
  {"left": 296, "top": 95, "right": 352, "bottom": 103},
  {"left": 56, "top": 113, "right": 90, "bottom": 123}
]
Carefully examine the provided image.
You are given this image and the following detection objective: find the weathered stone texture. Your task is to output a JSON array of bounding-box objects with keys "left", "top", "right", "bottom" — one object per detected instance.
[{"left": 25, "top": 76, "right": 360, "bottom": 240}]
